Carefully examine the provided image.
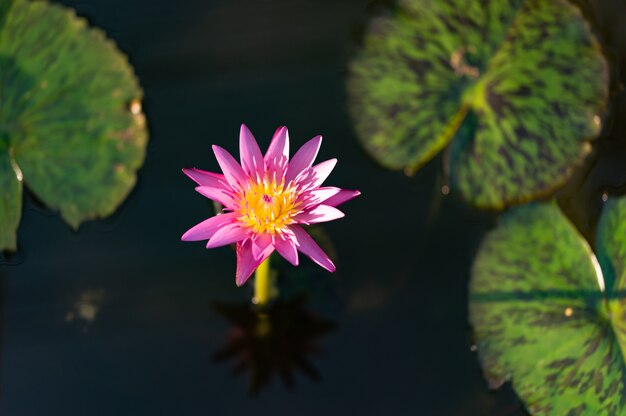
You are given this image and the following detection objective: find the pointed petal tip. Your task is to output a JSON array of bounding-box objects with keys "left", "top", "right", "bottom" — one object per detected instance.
[
  {"left": 212, "top": 144, "right": 229, "bottom": 157},
  {"left": 272, "top": 126, "right": 289, "bottom": 143},
  {"left": 285, "top": 135, "right": 325, "bottom": 182},
  {"left": 235, "top": 275, "right": 248, "bottom": 287},
  {"left": 180, "top": 213, "right": 236, "bottom": 243},
  {"left": 295, "top": 205, "right": 344, "bottom": 224},
  {"left": 320, "top": 256, "right": 336, "bottom": 272},
  {"left": 239, "top": 123, "right": 253, "bottom": 138},
  {"left": 239, "top": 124, "right": 264, "bottom": 176},
  {"left": 182, "top": 168, "right": 230, "bottom": 189},
  {"left": 206, "top": 224, "right": 248, "bottom": 248},
  {"left": 265, "top": 125, "right": 290, "bottom": 164},
  {"left": 311, "top": 135, "right": 323, "bottom": 148},
  {"left": 291, "top": 225, "right": 336, "bottom": 273},
  {"left": 316, "top": 158, "right": 338, "bottom": 172},
  {"left": 274, "top": 232, "right": 299, "bottom": 266},
  {"left": 324, "top": 189, "right": 361, "bottom": 207},
  {"left": 181, "top": 228, "right": 195, "bottom": 241},
  {"left": 194, "top": 186, "right": 236, "bottom": 207},
  {"left": 182, "top": 167, "right": 195, "bottom": 179},
  {"left": 212, "top": 145, "right": 248, "bottom": 188},
  {"left": 235, "top": 239, "right": 266, "bottom": 287},
  {"left": 180, "top": 232, "right": 199, "bottom": 242},
  {"left": 211, "top": 145, "right": 222, "bottom": 159}
]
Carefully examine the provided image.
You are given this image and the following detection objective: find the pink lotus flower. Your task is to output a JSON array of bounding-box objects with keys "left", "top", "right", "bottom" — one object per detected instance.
[{"left": 182, "top": 124, "right": 360, "bottom": 286}]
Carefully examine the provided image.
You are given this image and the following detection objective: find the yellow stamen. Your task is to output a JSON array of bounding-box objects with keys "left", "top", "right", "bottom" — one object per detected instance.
[{"left": 236, "top": 175, "right": 299, "bottom": 234}]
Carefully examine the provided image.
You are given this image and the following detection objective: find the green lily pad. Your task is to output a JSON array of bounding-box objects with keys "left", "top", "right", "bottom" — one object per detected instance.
[
  {"left": 348, "top": 0, "right": 608, "bottom": 209},
  {"left": 0, "top": 149, "right": 21, "bottom": 251},
  {"left": 0, "top": 0, "right": 148, "bottom": 250},
  {"left": 470, "top": 200, "right": 626, "bottom": 414}
]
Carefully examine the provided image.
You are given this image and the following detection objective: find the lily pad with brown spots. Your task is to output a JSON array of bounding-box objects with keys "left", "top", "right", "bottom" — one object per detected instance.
[
  {"left": 348, "top": 0, "right": 608, "bottom": 209},
  {"left": 0, "top": 0, "right": 148, "bottom": 251},
  {"left": 470, "top": 200, "right": 626, "bottom": 415}
]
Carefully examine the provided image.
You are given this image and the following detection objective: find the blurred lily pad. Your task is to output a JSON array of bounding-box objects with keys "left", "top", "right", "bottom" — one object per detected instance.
[
  {"left": 0, "top": 0, "right": 148, "bottom": 251},
  {"left": 470, "top": 200, "right": 626, "bottom": 414},
  {"left": 349, "top": 0, "right": 607, "bottom": 209},
  {"left": 0, "top": 149, "right": 21, "bottom": 250}
]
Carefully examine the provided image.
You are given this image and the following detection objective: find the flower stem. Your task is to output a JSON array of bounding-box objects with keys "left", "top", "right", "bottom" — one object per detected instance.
[{"left": 254, "top": 257, "right": 273, "bottom": 307}]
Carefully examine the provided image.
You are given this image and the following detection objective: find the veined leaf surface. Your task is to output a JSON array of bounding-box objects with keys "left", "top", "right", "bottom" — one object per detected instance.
[
  {"left": 0, "top": 0, "right": 148, "bottom": 250},
  {"left": 470, "top": 200, "right": 626, "bottom": 415},
  {"left": 349, "top": 0, "right": 607, "bottom": 208}
]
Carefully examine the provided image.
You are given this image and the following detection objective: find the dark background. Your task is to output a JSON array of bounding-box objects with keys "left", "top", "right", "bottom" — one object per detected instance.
[{"left": 3, "top": 0, "right": 626, "bottom": 414}]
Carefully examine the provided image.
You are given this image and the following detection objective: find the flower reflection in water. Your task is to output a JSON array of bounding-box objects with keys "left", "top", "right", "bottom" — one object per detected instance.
[
  {"left": 65, "top": 288, "right": 106, "bottom": 332},
  {"left": 212, "top": 297, "right": 335, "bottom": 395}
]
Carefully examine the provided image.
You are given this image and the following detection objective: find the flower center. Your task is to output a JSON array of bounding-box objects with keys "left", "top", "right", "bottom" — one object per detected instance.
[{"left": 236, "top": 177, "right": 299, "bottom": 234}]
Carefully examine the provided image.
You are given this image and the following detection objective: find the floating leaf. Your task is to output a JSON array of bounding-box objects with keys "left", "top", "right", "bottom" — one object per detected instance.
[
  {"left": 348, "top": 0, "right": 607, "bottom": 208},
  {"left": 469, "top": 200, "right": 626, "bottom": 414},
  {"left": 0, "top": 0, "right": 148, "bottom": 250},
  {"left": 0, "top": 149, "right": 21, "bottom": 251}
]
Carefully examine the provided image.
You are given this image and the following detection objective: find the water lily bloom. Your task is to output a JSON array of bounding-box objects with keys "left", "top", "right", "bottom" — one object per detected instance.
[{"left": 182, "top": 124, "right": 360, "bottom": 286}]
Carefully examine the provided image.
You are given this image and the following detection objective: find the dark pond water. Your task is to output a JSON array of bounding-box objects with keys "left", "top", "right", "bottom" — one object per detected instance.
[{"left": 2, "top": 0, "right": 626, "bottom": 414}]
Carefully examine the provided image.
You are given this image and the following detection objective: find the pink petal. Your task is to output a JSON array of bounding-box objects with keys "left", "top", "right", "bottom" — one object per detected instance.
[
  {"left": 212, "top": 145, "right": 248, "bottom": 189},
  {"left": 323, "top": 189, "right": 361, "bottom": 207},
  {"left": 264, "top": 127, "right": 290, "bottom": 181},
  {"left": 265, "top": 126, "right": 290, "bottom": 163},
  {"left": 239, "top": 124, "right": 263, "bottom": 177},
  {"left": 299, "top": 187, "right": 342, "bottom": 209},
  {"left": 285, "top": 135, "right": 322, "bottom": 183},
  {"left": 236, "top": 239, "right": 273, "bottom": 286},
  {"left": 195, "top": 186, "right": 236, "bottom": 209},
  {"left": 296, "top": 159, "right": 337, "bottom": 191},
  {"left": 182, "top": 168, "right": 229, "bottom": 190},
  {"left": 252, "top": 233, "right": 273, "bottom": 260},
  {"left": 206, "top": 223, "right": 249, "bottom": 248},
  {"left": 311, "top": 159, "right": 337, "bottom": 187},
  {"left": 295, "top": 205, "right": 344, "bottom": 224},
  {"left": 290, "top": 225, "right": 336, "bottom": 272},
  {"left": 274, "top": 231, "right": 299, "bottom": 266},
  {"left": 181, "top": 212, "right": 236, "bottom": 241}
]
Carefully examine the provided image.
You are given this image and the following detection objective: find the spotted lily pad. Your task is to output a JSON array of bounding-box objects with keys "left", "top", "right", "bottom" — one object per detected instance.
[
  {"left": 470, "top": 200, "right": 626, "bottom": 414},
  {"left": 0, "top": 0, "right": 148, "bottom": 251},
  {"left": 348, "top": 0, "right": 608, "bottom": 209}
]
